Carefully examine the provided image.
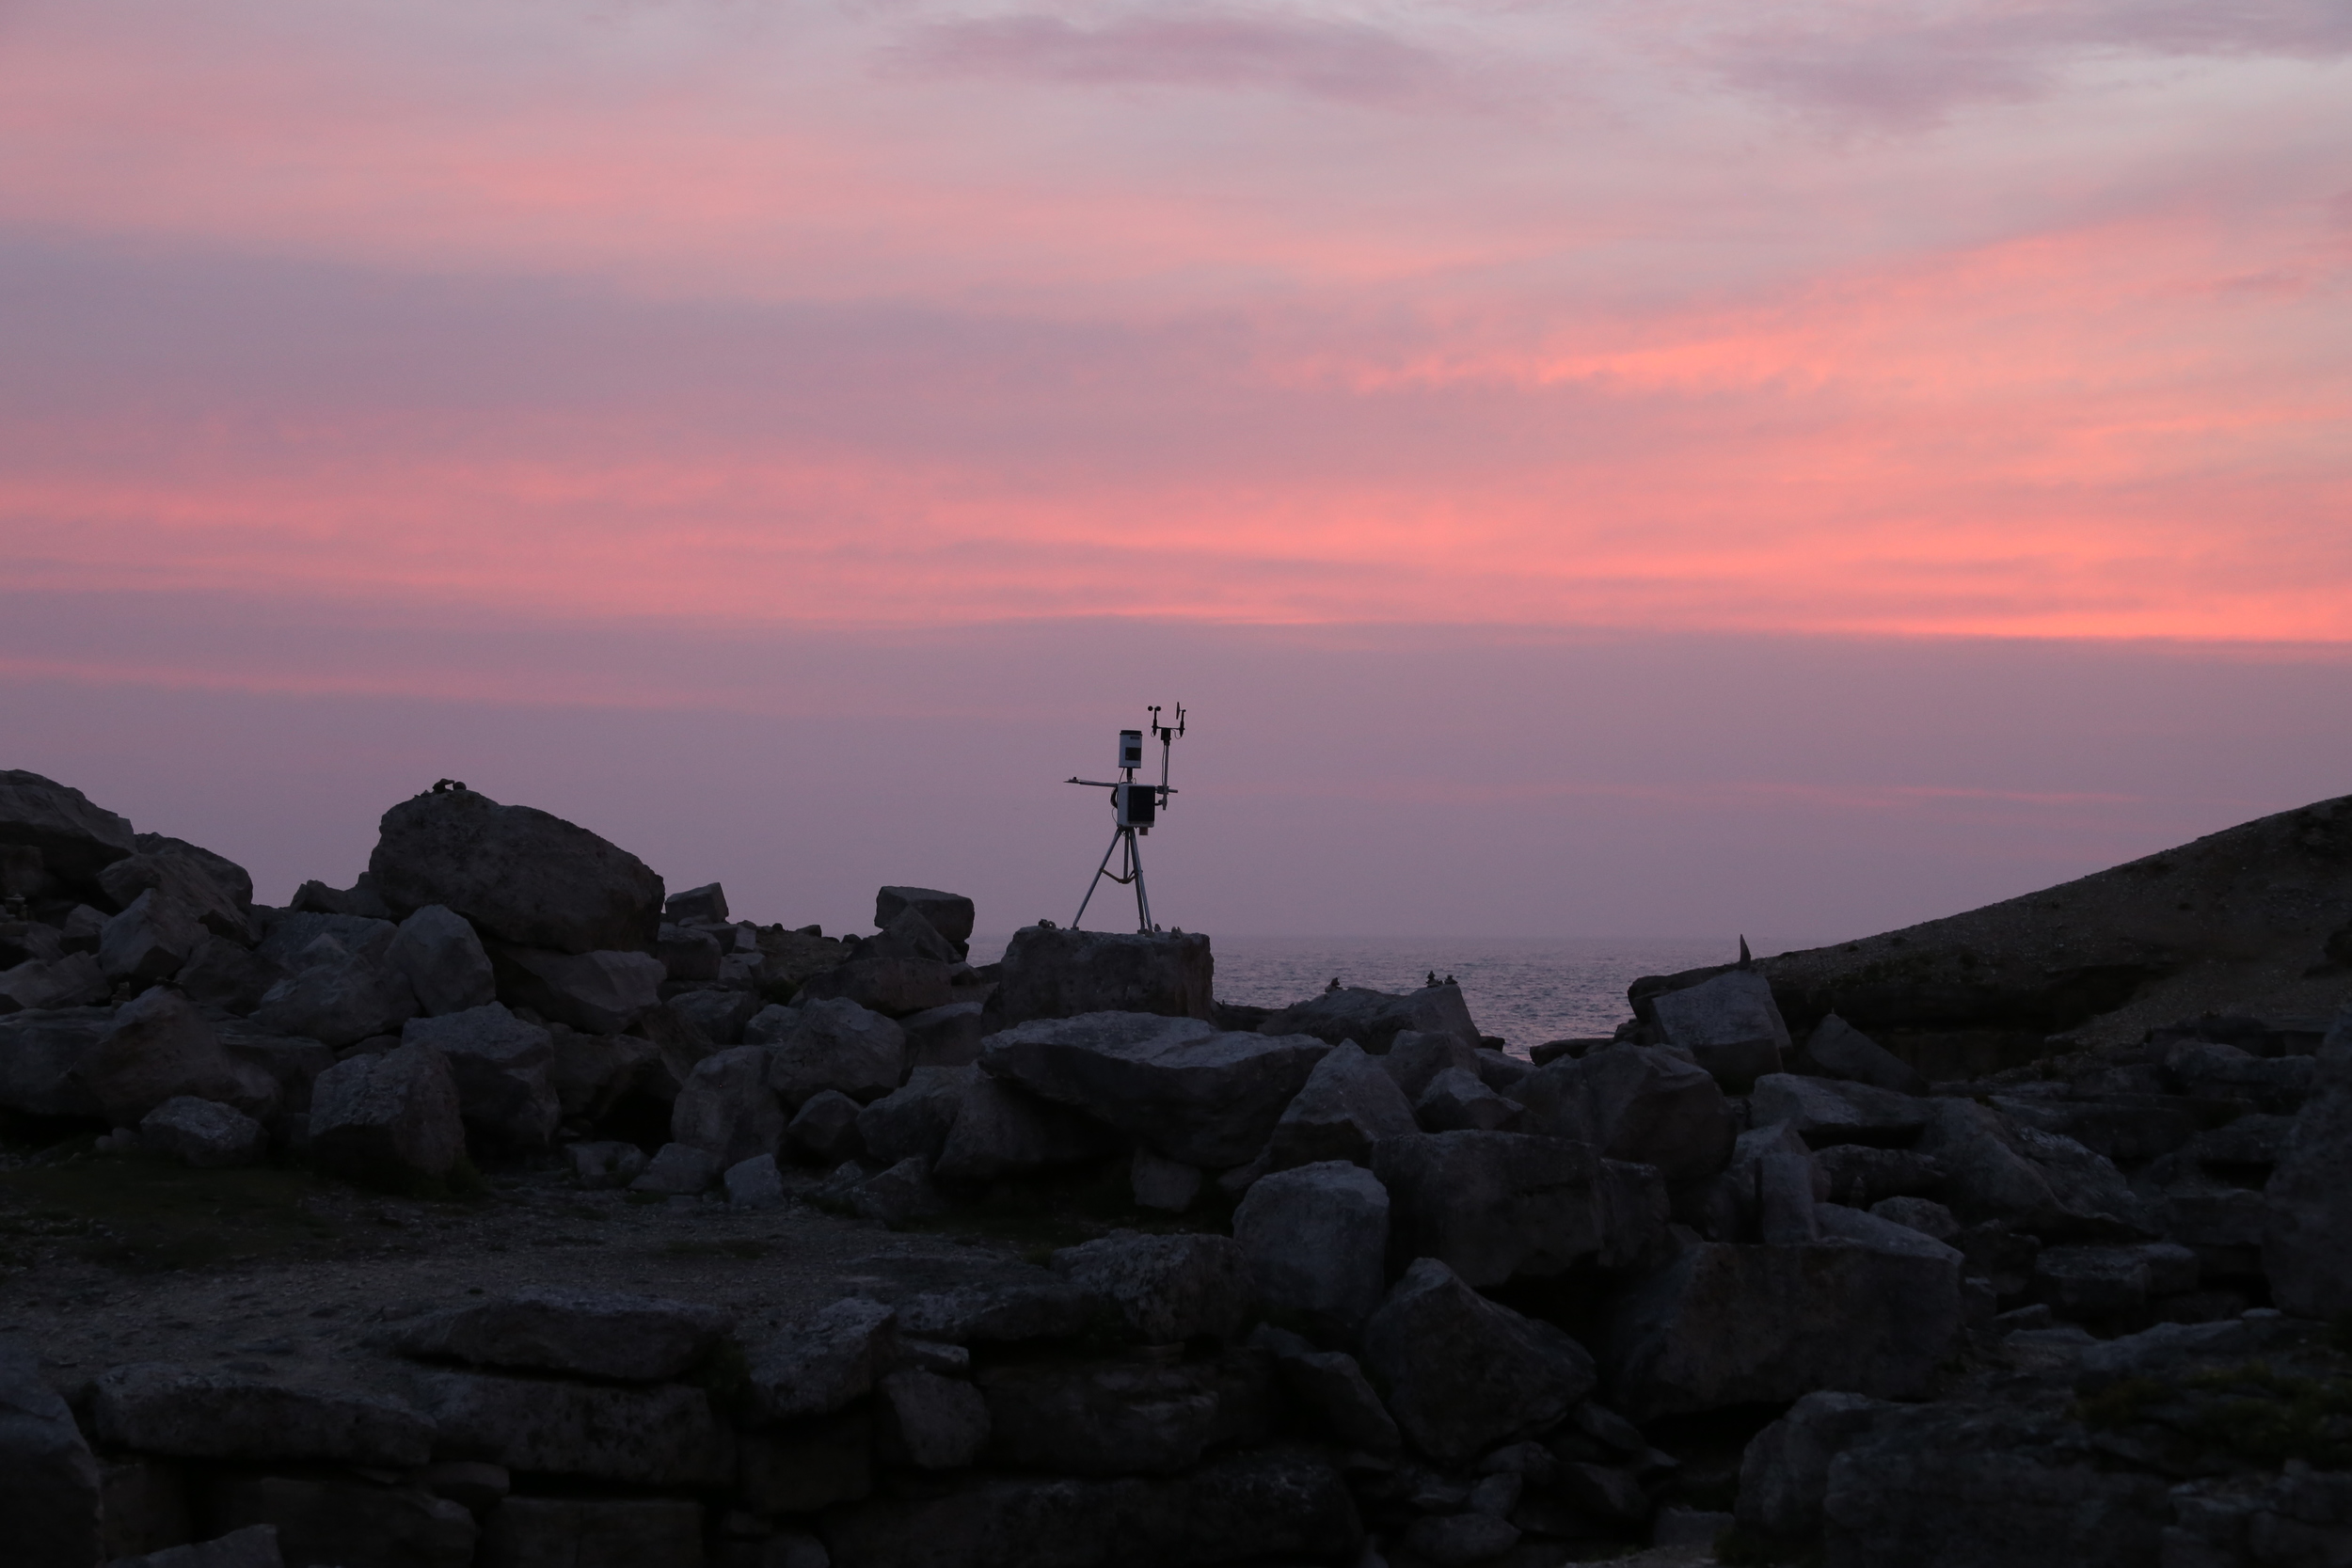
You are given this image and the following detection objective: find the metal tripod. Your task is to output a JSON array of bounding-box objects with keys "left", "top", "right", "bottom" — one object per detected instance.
[{"left": 1073, "top": 825, "right": 1152, "bottom": 933}]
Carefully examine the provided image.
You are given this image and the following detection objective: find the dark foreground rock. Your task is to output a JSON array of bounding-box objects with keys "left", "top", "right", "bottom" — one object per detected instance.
[{"left": 368, "top": 786, "right": 664, "bottom": 956}]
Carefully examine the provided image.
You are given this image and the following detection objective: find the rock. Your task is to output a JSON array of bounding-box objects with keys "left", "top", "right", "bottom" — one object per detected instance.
[
  {"left": 975, "top": 1349, "right": 1273, "bottom": 1476},
  {"left": 1381, "top": 1028, "right": 1484, "bottom": 1100},
  {"left": 1870, "top": 1195, "right": 1960, "bottom": 1239},
  {"left": 401, "top": 1003, "right": 560, "bottom": 1151},
  {"left": 769, "top": 997, "right": 908, "bottom": 1107},
  {"left": 796, "top": 952, "right": 960, "bottom": 1017},
  {"left": 99, "top": 889, "right": 207, "bottom": 986},
  {"left": 112, "top": 1524, "right": 284, "bottom": 1568},
  {"left": 726, "top": 1151, "right": 786, "bottom": 1208},
  {"left": 94, "top": 1363, "right": 434, "bottom": 1466},
  {"left": 1820, "top": 1398, "right": 2169, "bottom": 1568},
  {"left": 1756, "top": 1149, "right": 1820, "bottom": 1243},
  {"left": 1130, "top": 1147, "right": 1202, "bottom": 1212},
  {"left": 672, "top": 1045, "right": 787, "bottom": 1166},
  {"left": 1515, "top": 1045, "right": 1734, "bottom": 1185},
  {"left": 204, "top": 1475, "right": 475, "bottom": 1568},
  {"left": 742, "top": 1002, "right": 798, "bottom": 1045},
  {"left": 1650, "top": 968, "right": 1789, "bottom": 1091},
  {"left": 2031, "top": 1242, "right": 2200, "bottom": 1317},
  {"left": 786, "top": 1088, "right": 867, "bottom": 1165},
  {"left": 932, "top": 1075, "right": 1115, "bottom": 1182},
  {"left": 877, "top": 885, "right": 977, "bottom": 950},
  {"left": 405, "top": 1370, "right": 731, "bottom": 1485},
  {"left": 868, "top": 904, "right": 961, "bottom": 964},
  {"left": 992, "top": 926, "right": 1214, "bottom": 1027},
  {"left": 250, "top": 935, "right": 419, "bottom": 1049},
  {"left": 1797, "top": 1013, "right": 1930, "bottom": 1094},
  {"left": 859, "top": 1065, "right": 976, "bottom": 1165},
  {"left": 1735, "top": 1389, "right": 1897, "bottom": 1543},
  {"left": 846, "top": 1155, "right": 947, "bottom": 1227},
  {"left": 0, "top": 1334, "right": 102, "bottom": 1568},
  {"left": 746, "top": 1298, "right": 898, "bottom": 1420},
  {"left": 658, "top": 923, "right": 723, "bottom": 983},
  {"left": 488, "top": 945, "right": 663, "bottom": 1035},
  {"left": 1232, "top": 1160, "right": 1389, "bottom": 1338},
  {"left": 664, "top": 881, "right": 728, "bottom": 924},
  {"left": 476, "top": 1497, "right": 701, "bottom": 1568},
  {"left": 1417, "top": 1066, "right": 1523, "bottom": 1132},
  {"left": 877, "top": 1368, "right": 993, "bottom": 1470},
  {"left": 1260, "top": 981, "right": 1479, "bottom": 1053},
  {"left": 100, "top": 847, "right": 252, "bottom": 943},
  {"left": 1359, "top": 1259, "right": 1597, "bottom": 1466},
  {"left": 1374, "top": 1131, "right": 1668, "bottom": 1287},
  {"left": 982, "top": 1011, "right": 1331, "bottom": 1169},
  {"left": 628, "top": 1141, "right": 721, "bottom": 1196},
  {"left": 255, "top": 910, "right": 397, "bottom": 970},
  {"left": 668, "top": 985, "right": 761, "bottom": 1047},
  {"left": 176, "top": 937, "right": 285, "bottom": 1014},
  {"left": 0, "top": 951, "right": 108, "bottom": 1013},
  {"left": 308, "top": 1041, "right": 466, "bottom": 1185},
  {"left": 896, "top": 1275, "right": 1104, "bottom": 1345},
  {"left": 1812, "top": 1143, "right": 1945, "bottom": 1207},
  {"left": 1050, "top": 1232, "right": 1255, "bottom": 1344},
  {"left": 139, "top": 1096, "right": 267, "bottom": 1167},
  {"left": 547, "top": 1026, "right": 656, "bottom": 1122},
  {"left": 74, "top": 986, "right": 278, "bottom": 1126},
  {"left": 1602, "top": 1233, "right": 1963, "bottom": 1420},
  {"left": 385, "top": 1288, "right": 729, "bottom": 1382},
  {"left": 1403, "top": 1513, "right": 1521, "bottom": 1566},
  {"left": 1265, "top": 1039, "right": 1418, "bottom": 1168},
  {"left": 2263, "top": 1006, "right": 2352, "bottom": 1317},
  {"left": 565, "top": 1139, "right": 646, "bottom": 1188},
  {"left": 1750, "top": 1073, "right": 1929, "bottom": 1147},
  {"left": 1915, "top": 1096, "right": 2150, "bottom": 1239},
  {"left": 0, "top": 1006, "right": 107, "bottom": 1117},
  {"left": 1249, "top": 1324, "right": 1400, "bottom": 1450},
  {"left": 901, "top": 1000, "right": 987, "bottom": 1068},
  {"left": 368, "top": 788, "right": 663, "bottom": 956},
  {"left": 2164, "top": 1037, "right": 2315, "bottom": 1113},
  {"left": 0, "top": 771, "right": 135, "bottom": 899},
  {"left": 385, "top": 905, "right": 496, "bottom": 1017}
]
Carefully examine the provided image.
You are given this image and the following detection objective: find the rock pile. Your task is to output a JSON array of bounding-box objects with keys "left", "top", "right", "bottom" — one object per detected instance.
[{"left": 4, "top": 771, "right": 2351, "bottom": 1568}]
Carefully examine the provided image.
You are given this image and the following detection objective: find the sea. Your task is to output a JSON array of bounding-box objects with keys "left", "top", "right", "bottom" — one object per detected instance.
[{"left": 967, "top": 934, "right": 1744, "bottom": 1055}]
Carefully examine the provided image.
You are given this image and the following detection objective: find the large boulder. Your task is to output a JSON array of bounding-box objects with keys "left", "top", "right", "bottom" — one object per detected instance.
[
  {"left": 100, "top": 847, "right": 252, "bottom": 943},
  {"left": 1515, "top": 1044, "right": 1735, "bottom": 1186},
  {"left": 139, "top": 1096, "right": 268, "bottom": 1167},
  {"left": 673, "top": 1045, "right": 787, "bottom": 1166},
  {"left": 976, "top": 1350, "right": 1272, "bottom": 1477},
  {"left": 859, "top": 1065, "right": 977, "bottom": 1165},
  {"left": 1259, "top": 981, "right": 1478, "bottom": 1054},
  {"left": 1359, "top": 1259, "right": 1597, "bottom": 1465},
  {"left": 1232, "top": 1161, "right": 1389, "bottom": 1339},
  {"left": 769, "top": 996, "right": 908, "bottom": 1106},
  {"left": 992, "top": 927, "right": 1214, "bottom": 1027},
  {"left": 1380, "top": 1028, "right": 1483, "bottom": 1100},
  {"left": 1796, "top": 1013, "right": 1930, "bottom": 1095},
  {"left": 367, "top": 787, "right": 663, "bottom": 956},
  {"left": 1736, "top": 1389, "right": 1898, "bottom": 1544},
  {"left": 72, "top": 986, "right": 278, "bottom": 1126},
  {"left": 1049, "top": 1232, "right": 1255, "bottom": 1344},
  {"left": 1601, "top": 1227, "right": 1964, "bottom": 1420},
  {"left": 1375, "top": 1131, "right": 1668, "bottom": 1286},
  {"left": 249, "top": 933, "right": 418, "bottom": 1049},
  {"left": 176, "top": 937, "right": 285, "bottom": 1015},
  {"left": 387, "top": 1289, "right": 727, "bottom": 1382},
  {"left": 746, "top": 1298, "right": 898, "bottom": 1421},
  {"left": 981, "top": 1011, "right": 1331, "bottom": 1170},
  {"left": 1750, "top": 1074, "right": 1931, "bottom": 1147},
  {"left": 2263, "top": 1004, "right": 2352, "bottom": 1317},
  {"left": 307, "top": 1042, "right": 467, "bottom": 1185},
  {"left": 0, "top": 951, "right": 107, "bottom": 1013},
  {"left": 405, "top": 1370, "right": 732, "bottom": 1486},
  {"left": 795, "top": 953, "right": 959, "bottom": 1018},
  {"left": 0, "top": 770, "right": 135, "bottom": 901},
  {"left": 1915, "top": 1096, "right": 2149, "bottom": 1239},
  {"left": 401, "top": 1003, "right": 560, "bottom": 1151},
  {"left": 99, "top": 889, "right": 207, "bottom": 987},
  {"left": 1649, "top": 968, "right": 1789, "bottom": 1092},
  {"left": 1263, "top": 1039, "right": 1417, "bottom": 1169},
  {"left": 932, "top": 1075, "right": 1119, "bottom": 1182},
  {"left": 877, "top": 886, "right": 976, "bottom": 950},
  {"left": 385, "top": 905, "right": 495, "bottom": 1017},
  {"left": 94, "top": 1363, "right": 435, "bottom": 1466},
  {"left": 0, "top": 1335, "right": 101, "bottom": 1568},
  {"left": 0, "top": 1006, "right": 107, "bottom": 1117}
]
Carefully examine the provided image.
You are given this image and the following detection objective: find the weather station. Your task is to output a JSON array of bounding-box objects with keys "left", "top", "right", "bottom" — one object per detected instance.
[{"left": 1066, "top": 705, "right": 1186, "bottom": 931}]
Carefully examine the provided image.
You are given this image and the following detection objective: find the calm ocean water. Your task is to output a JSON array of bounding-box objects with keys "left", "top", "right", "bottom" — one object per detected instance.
[{"left": 969, "top": 933, "right": 1744, "bottom": 1053}]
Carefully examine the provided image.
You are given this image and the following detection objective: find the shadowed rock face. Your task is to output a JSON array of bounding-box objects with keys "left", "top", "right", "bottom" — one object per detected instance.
[
  {"left": 1637, "top": 793, "right": 2352, "bottom": 1059},
  {"left": 368, "top": 788, "right": 664, "bottom": 957}
]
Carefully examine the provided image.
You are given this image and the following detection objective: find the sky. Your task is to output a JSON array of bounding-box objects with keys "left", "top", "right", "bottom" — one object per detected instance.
[{"left": 3, "top": 0, "right": 2349, "bottom": 943}]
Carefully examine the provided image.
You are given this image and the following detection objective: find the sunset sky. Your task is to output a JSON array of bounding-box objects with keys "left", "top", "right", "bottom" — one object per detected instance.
[{"left": 5, "top": 0, "right": 2349, "bottom": 942}]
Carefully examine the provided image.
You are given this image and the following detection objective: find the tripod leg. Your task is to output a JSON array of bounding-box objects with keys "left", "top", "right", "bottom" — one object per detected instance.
[
  {"left": 1128, "top": 831, "right": 1152, "bottom": 931},
  {"left": 1073, "top": 829, "right": 1124, "bottom": 929}
]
